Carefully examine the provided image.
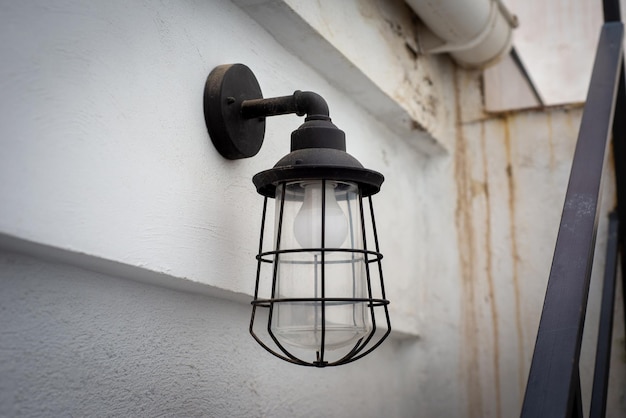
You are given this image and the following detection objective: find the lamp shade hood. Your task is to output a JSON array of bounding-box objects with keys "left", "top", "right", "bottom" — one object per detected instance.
[{"left": 253, "top": 117, "right": 384, "bottom": 198}]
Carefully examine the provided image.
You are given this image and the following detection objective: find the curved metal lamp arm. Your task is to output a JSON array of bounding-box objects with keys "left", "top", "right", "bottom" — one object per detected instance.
[
  {"left": 203, "top": 63, "right": 332, "bottom": 160},
  {"left": 241, "top": 91, "right": 330, "bottom": 120}
]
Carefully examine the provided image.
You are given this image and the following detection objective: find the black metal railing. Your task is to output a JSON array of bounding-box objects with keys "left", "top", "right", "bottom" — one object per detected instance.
[{"left": 520, "top": 1, "right": 625, "bottom": 417}]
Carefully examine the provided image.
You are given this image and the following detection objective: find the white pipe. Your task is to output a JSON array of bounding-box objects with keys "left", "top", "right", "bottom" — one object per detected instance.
[{"left": 406, "top": 0, "right": 518, "bottom": 69}]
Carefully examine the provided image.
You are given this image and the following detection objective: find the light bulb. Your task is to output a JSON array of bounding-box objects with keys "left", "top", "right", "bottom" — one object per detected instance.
[
  {"left": 293, "top": 181, "right": 348, "bottom": 248},
  {"left": 271, "top": 181, "right": 370, "bottom": 355}
]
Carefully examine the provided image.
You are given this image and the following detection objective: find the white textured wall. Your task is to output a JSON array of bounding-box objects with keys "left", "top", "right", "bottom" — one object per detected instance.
[
  {"left": 0, "top": 0, "right": 458, "bottom": 337},
  {"left": 1, "top": 0, "right": 625, "bottom": 417},
  {"left": 0, "top": 250, "right": 411, "bottom": 418},
  {"left": 0, "top": 0, "right": 460, "bottom": 416}
]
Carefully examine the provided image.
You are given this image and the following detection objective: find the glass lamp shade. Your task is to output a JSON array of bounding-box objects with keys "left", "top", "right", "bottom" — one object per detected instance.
[
  {"left": 250, "top": 178, "right": 390, "bottom": 367},
  {"left": 271, "top": 180, "right": 370, "bottom": 351}
]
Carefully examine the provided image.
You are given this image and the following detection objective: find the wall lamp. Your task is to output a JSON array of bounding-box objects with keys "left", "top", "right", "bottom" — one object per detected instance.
[{"left": 203, "top": 64, "right": 391, "bottom": 367}]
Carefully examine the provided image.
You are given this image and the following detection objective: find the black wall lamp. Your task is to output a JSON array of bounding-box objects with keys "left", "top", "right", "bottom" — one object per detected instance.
[{"left": 203, "top": 63, "right": 390, "bottom": 367}]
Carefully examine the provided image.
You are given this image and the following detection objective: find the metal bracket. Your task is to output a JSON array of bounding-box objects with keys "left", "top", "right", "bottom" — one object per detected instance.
[
  {"left": 203, "top": 64, "right": 265, "bottom": 160},
  {"left": 204, "top": 63, "right": 335, "bottom": 160}
]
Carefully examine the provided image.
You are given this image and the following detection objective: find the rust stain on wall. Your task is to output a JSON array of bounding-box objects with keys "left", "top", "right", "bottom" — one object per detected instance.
[
  {"left": 453, "top": 69, "right": 484, "bottom": 418},
  {"left": 362, "top": 0, "right": 441, "bottom": 128},
  {"left": 502, "top": 115, "right": 526, "bottom": 395},
  {"left": 547, "top": 112, "right": 556, "bottom": 171},
  {"left": 479, "top": 121, "right": 502, "bottom": 418}
]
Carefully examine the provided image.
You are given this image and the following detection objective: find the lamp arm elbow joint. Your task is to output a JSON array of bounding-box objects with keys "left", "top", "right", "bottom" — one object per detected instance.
[{"left": 293, "top": 91, "right": 330, "bottom": 119}]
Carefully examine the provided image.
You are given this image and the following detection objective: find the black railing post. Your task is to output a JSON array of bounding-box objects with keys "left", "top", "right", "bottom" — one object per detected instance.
[
  {"left": 604, "top": 0, "right": 622, "bottom": 22},
  {"left": 520, "top": 22, "right": 624, "bottom": 418},
  {"left": 615, "top": 63, "right": 626, "bottom": 349},
  {"left": 606, "top": 2, "right": 626, "bottom": 344},
  {"left": 573, "top": 371, "right": 584, "bottom": 418},
  {"left": 589, "top": 212, "right": 619, "bottom": 418},
  {"left": 605, "top": 0, "right": 626, "bottom": 341}
]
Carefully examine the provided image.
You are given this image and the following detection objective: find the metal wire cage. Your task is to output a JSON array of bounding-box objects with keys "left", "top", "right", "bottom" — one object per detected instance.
[{"left": 250, "top": 178, "right": 390, "bottom": 367}]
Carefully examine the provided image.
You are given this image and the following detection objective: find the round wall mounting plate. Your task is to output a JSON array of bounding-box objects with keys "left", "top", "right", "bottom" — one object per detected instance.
[{"left": 203, "top": 64, "right": 265, "bottom": 159}]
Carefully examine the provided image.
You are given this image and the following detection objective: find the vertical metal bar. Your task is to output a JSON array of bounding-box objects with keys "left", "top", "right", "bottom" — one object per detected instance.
[
  {"left": 611, "top": 64, "right": 626, "bottom": 349},
  {"left": 368, "top": 196, "right": 389, "bottom": 305},
  {"left": 358, "top": 192, "right": 376, "bottom": 331},
  {"left": 605, "top": 0, "right": 626, "bottom": 344},
  {"left": 341, "top": 195, "right": 391, "bottom": 364},
  {"left": 250, "top": 197, "right": 269, "bottom": 334},
  {"left": 267, "top": 182, "right": 302, "bottom": 361},
  {"left": 269, "top": 183, "right": 287, "bottom": 317},
  {"left": 253, "top": 197, "right": 269, "bottom": 300},
  {"left": 617, "top": 65, "right": 626, "bottom": 370},
  {"left": 603, "top": 0, "right": 622, "bottom": 22},
  {"left": 572, "top": 370, "right": 584, "bottom": 418},
  {"left": 337, "top": 191, "right": 377, "bottom": 362},
  {"left": 318, "top": 179, "right": 327, "bottom": 365},
  {"left": 590, "top": 212, "right": 619, "bottom": 418},
  {"left": 521, "top": 22, "right": 624, "bottom": 418},
  {"left": 346, "top": 193, "right": 358, "bottom": 327}
]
